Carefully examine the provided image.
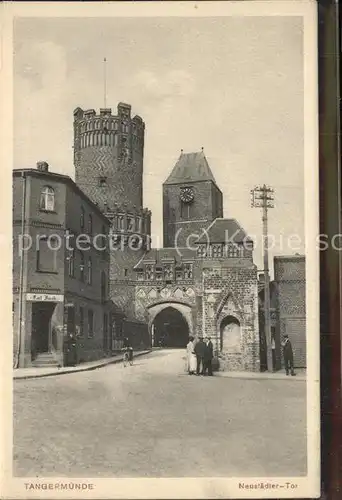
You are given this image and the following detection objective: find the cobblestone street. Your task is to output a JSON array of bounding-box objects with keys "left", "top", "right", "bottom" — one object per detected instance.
[{"left": 13, "top": 350, "right": 307, "bottom": 478}]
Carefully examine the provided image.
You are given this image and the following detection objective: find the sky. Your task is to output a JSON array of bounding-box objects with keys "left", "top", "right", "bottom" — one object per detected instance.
[{"left": 13, "top": 15, "right": 305, "bottom": 275}]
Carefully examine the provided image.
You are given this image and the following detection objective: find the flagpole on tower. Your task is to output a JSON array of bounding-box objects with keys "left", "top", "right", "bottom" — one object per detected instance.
[{"left": 103, "top": 57, "right": 107, "bottom": 108}]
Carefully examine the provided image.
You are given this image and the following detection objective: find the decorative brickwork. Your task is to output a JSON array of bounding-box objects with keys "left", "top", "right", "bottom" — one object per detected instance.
[{"left": 202, "top": 266, "right": 259, "bottom": 372}]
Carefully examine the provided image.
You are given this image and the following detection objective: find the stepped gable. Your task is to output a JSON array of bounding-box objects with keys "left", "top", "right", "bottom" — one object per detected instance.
[
  {"left": 164, "top": 150, "right": 217, "bottom": 185},
  {"left": 198, "top": 218, "right": 253, "bottom": 244}
]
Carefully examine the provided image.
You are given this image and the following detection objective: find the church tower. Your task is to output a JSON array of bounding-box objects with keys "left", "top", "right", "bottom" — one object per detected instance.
[
  {"left": 73, "top": 103, "right": 151, "bottom": 317},
  {"left": 163, "top": 150, "right": 223, "bottom": 247}
]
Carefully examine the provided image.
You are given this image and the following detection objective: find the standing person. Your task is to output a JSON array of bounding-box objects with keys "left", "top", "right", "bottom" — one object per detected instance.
[
  {"left": 203, "top": 336, "right": 214, "bottom": 376},
  {"left": 281, "top": 334, "right": 296, "bottom": 376},
  {"left": 194, "top": 336, "right": 206, "bottom": 375},
  {"left": 186, "top": 336, "right": 197, "bottom": 375}
]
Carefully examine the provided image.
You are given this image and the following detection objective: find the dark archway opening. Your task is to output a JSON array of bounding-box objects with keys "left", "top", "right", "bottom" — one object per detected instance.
[{"left": 153, "top": 307, "right": 189, "bottom": 348}]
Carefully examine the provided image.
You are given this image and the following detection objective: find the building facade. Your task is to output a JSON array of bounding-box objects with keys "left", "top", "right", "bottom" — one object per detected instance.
[
  {"left": 258, "top": 279, "right": 282, "bottom": 371},
  {"left": 131, "top": 152, "right": 260, "bottom": 371},
  {"left": 13, "top": 163, "right": 113, "bottom": 368},
  {"left": 274, "top": 255, "right": 306, "bottom": 368}
]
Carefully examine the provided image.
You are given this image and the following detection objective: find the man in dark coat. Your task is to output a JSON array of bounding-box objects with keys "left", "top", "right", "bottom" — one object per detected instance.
[
  {"left": 194, "top": 337, "right": 206, "bottom": 375},
  {"left": 203, "top": 336, "right": 214, "bottom": 376},
  {"left": 281, "top": 334, "right": 295, "bottom": 376}
]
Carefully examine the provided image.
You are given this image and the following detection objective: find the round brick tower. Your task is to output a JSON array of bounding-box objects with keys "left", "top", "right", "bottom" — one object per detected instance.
[
  {"left": 73, "top": 103, "right": 151, "bottom": 318},
  {"left": 74, "top": 102, "right": 144, "bottom": 213}
]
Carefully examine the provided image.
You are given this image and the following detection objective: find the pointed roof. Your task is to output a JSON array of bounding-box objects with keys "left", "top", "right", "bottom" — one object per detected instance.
[{"left": 164, "top": 150, "right": 217, "bottom": 185}]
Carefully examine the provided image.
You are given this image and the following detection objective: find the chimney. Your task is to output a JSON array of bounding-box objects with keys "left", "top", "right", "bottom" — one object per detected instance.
[{"left": 37, "top": 161, "right": 49, "bottom": 172}]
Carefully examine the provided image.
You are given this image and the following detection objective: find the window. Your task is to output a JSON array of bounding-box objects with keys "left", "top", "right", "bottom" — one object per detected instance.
[
  {"left": 184, "top": 263, "right": 193, "bottom": 279},
  {"left": 181, "top": 201, "right": 191, "bottom": 220},
  {"left": 101, "top": 271, "right": 107, "bottom": 303},
  {"left": 80, "top": 207, "right": 85, "bottom": 230},
  {"left": 227, "top": 243, "right": 240, "bottom": 257},
  {"left": 164, "top": 264, "right": 173, "bottom": 281},
  {"left": 88, "top": 309, "right": 94, "bottom": 338},
  {"left": 176, "top": 271, "right": 183, "bottom": 281},
  {"left": 145, "top": 264, "right": 154, "bottom": 281},
  {"left": 127, "top": 217, "right": 134, "bottom": 232},
  {"left": 124, "top": 269, "right": 128, "bottom": 278},
  {"left": 211, "top": 244, "right": 223, "bottom": 258},
  {"left": 99, "top": 177, "right": 107, "bottom": 188},
  {"left": 80, "top": 251, "right": 85, "bottom": 282},
  {"left": 88, "top": 214, "right": 93, "bottom": 235},
  {"left": 40, "top": 186, "right": 55, "bottom": 211},
  {"left": 36, "top": 237, "right": 57, "bottom": 272},
  {"left": 79, "top": 307, "right": 84, "bottom": 337},
  {"left": 68, "top": 249, "right": 74, "bottom": 277},
  {"left": 87, "top": 257, "right": 92, "bottom": 285},
  {"left": 101, "top": 224, "right": 107, "bottom": 258},
  {"left": 137, "top": 271, "right": 144, "bottom": 281},
  {"left": 197, "top": 245, "right": 208, "bottom": 258},
  {"left": 118, "top": 215, "right": 124, "bottom": 231}
]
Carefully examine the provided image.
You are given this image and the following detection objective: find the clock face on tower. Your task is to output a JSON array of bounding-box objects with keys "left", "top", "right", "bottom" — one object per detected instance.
[{"left": 180, "top": 187, "right": 194, "bottom": 204}]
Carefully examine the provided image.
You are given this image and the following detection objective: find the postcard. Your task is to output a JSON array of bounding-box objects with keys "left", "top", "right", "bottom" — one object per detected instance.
[{"left": 0, "top": 1, "right": 320, "bottom": 498}]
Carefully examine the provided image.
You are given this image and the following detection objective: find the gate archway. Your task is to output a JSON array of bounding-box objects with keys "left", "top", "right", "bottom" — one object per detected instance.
[{"left": 152, "top": 307, "right": 189, "bottom": 348}]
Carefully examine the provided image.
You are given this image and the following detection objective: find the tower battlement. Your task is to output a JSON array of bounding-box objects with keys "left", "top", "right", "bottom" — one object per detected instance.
[
  {"left": 73, "top": 102, "right": 145, "bottom": 214},
  {"left": 74, "top": 104, "right": 145, "bottom": 126}
]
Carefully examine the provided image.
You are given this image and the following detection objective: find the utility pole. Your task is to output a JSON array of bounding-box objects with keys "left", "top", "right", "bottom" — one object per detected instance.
[{"left": 251, "top": 184, "right": 275, "bottom": 372}]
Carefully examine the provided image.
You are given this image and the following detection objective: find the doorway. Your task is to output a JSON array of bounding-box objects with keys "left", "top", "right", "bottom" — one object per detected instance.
[
  {"left": 31, "top": 302, "right": 56, "bottom": 359},
  {"left": 152, "top": 307, "right": 189, "bottom": 348}
]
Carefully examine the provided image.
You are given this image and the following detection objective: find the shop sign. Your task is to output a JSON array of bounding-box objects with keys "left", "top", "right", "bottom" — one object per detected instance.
[{"left": 26, "top": 293, "right": 64, "bottom": 302}]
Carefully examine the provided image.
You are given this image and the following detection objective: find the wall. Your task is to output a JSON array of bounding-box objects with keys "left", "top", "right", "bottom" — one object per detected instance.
[
  {"left": 163, "top": 181, "right": 219, "bottom": 247},
  {"left": 13, "top": 172, "right": 67, "bottom": 367},
  {"left": 202, "top": 265, "right": 259, "bottom": 372},
  {"left": 274, "top": 256, "right": 306, "bottom": 368},
  {"left": 123, "top": 320, "right": 150, "bottom": 350},
  {"left": 13, "top": 169, "right": 113, "bottom": 367}
]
